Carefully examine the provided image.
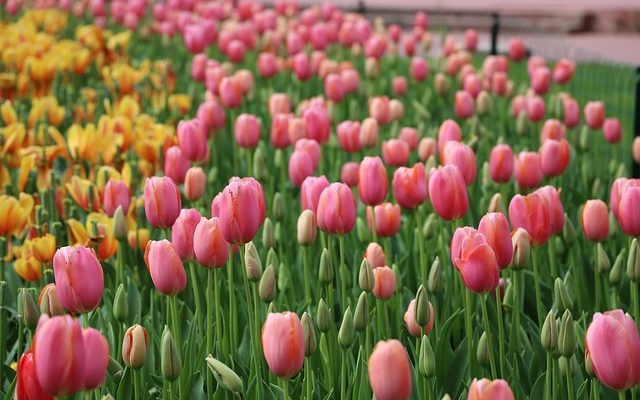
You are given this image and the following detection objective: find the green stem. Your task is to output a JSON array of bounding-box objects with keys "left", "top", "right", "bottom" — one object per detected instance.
[
  {"left": 481, "top": 294, "right": 497, "bottom": 378},
  {"left": 631, "top": 282, "right": 639, "bottom": 326},
  {"left": 340, "top": 352, "right": 346, "bottom": 400},
  {"left": 305, "top": 359, "right": 312, "bottom": 400},
  {"left": 206, "top": 269, "right": 214, "bottom": 400},
  {"left": 281, "top": 378, "right": 289, "bottom": 400},
  {"left": 495, "top": 286, "right": 505, "bottom": 377},
  {"left": 545, "top": 353, "right": 552, "bottom": 400},
  {"left": 240, "top": 246, "right": 260, "bottom": 394},
  {"left": 133, "top": 369, "right": 140, "bottom": 400},
  {"left": 548, "top": 240, "right": 558, "bottom": 279},
  {"left": 303, "top": 246, "right": 311, "bottom": 305},
  {"left": 594, "top": 245, "right": 601, "bottom": 311},
  {"left": 618, "top": 392, "right": 625, "bottom": 400},
  {"left": 253, "top": 284, "right": 263, "bottom": 400},
  {"left": 338, "top": 235, "right": 348, "bottom": 312},
  {"left": 416, "top": 211, "right": 426, "bottom": 282},
  {"left": 215, "top": 268, "right": 223, "bottom": 359},
  {"left": 532, "top": 248, "right": 544, "bottom": 326},
  {"left": 464, "top": 289, "right": 475, "bottom": 378},
  {"left": 227, "top": 254, "right": 237, "bottom": 352},
  {"left": 169, "top": 296, "right": 181, "bottom": 349},
  {"left": 591, "top": 378, "right": 600, "bottom": 400},
  {"left": 190, "top": 262, "right": 203, "bottom": 332},
  {"left": 566, "top": 357, "right": 575, "bottom": 400}
]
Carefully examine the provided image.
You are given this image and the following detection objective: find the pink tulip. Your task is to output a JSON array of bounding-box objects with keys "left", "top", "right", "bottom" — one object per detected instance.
[
  {"left": 581, "top": 200, "right": 609, "bottom": 242},
  {"left": 324, "top": 73, "right": 345, "bottom": 102},
  {"left": 341, "top": 68, "right": 360, "bottom": 93},
  {"left": 268, "top": 93, "right": 291, "bottom": 116},
  {"left": 144, "top": 177, "right": 181, "bottom": 228},
  {"left": 270, "top": 113, "right": 292, "bottom": 149},
  {"left": 509, "top": 193, "right": 552, "bottom": 246},
  {"left": 411, "top": 57, "right": 428, "bottom": 81},
  {"left": 258, "top": 52, "right": 279, "bottom": 78},
  {"left": 535, "top": 186, "right": 565, "bottom": 234},
  {"left": 171, "top": 208, "right": 202, "bottom": 261},
  {"left": 292, "top": 53, "right": 311, "bottom": 81},
  {"left": 531, "top": 66, "right": 551, "bottom": 95},
  {"left": 454, "top": 90, "right": 474, "bottom": 119},
  {"left": 317, "top": 182, "right": 357, "bottom": 235},
  {"left": 372, "top": 266, "right": 396, "bottom": 300},
  {"left": 465, "top": 29, "right": 478, "bottom": 51},
  {"left": 382, "top": 139, "right": 410, "bottom": 167},
  {"left": 144, "top": 240, "right": 187, "bottom": 296},
  {"left": 217, "top": 177, "right": 266, "bottom": 244},
  {"left": 184, "top": 167, "right": 206, "bottom": 201},
  {"left": 540, "top": 138, "right": 570, "bottom": 178},
  {"left": 443, "top": 141, "right": 477, "bottom": 186},
  {"left": 262, "top": 312, "right": 305, "bottom": 378},
  {"left": 288, "top": 150, "right": 315, "bottom": 188},
  {"left": 295, "top": 139, "right": 321, "bottom": 168},
  {"left": 399, "top": 127, "right": 419, "bottom": 151},
  {"left": 226, "top": 39, "right": 246, "bottom": 63},
  {"left": 164, "top": 146, "right": 190, "bottom": 185},
  {"left": 585, "top": 101, "right": 605, "bottom": 129},
  {"left": 539, "top": 119, "right": 566, "bottom": 143},
  {"left": 367, "top": 203, "right": 401, "bottom": 237},
  {"left": 368, "top": 339, "right": 412, "bottom": 400},
  {"left": 197, "top": 99, "right": 226, "bottom": 131},
  {"left": 514, "top": 151, "right": 543, "bottom": 189},
  {"left": 219, "top": 76, "right": 243, "bottom": 108},
  {"left": 489, "top": 144, "right": 513, "bottom": 183},
  {"left": 191, "top": 53, "right": 208, "bottom": 81},
  {"left": 404, "top": 299, "right": 435, "bottom": 336},
  {"left": 102, "top": 179, "right": 131, "bottom": 217},
  {"left": 177, "top": 119, "right": 208, "bottom": 161},
  {"left": 358, "top": 156, "right": 388, "bottom": 206},
  {"left": 418, "top": 137, "right": 437, "bottom": 162},
  {"left": 392, "top": 76, "right": 408, "bottom": 96},
  {"left": 552, "top": 58, "right": 575, "bottom": 85},
  {"left": 562, "top": 96, "right": 580, "bottom": 128},
  {"left": 393, "top": 163, "right": 427, "bottom": 210},
  {"left": 428, "top": 165, "right": 468, "bottom": 221},
  {"left": 526, "top": 95, "right": 545, "bottom": 122},
  {"left": 302, "top": 104, "right": 331, "bottom": 143},
  {"left": 451, "top": 227, "right": 500, "bottom": 293},
  {"left": 300, "top": 176, "right": 330, "bottom": 213},
  {"left": 585, "top": 310, "right": 640, "bottom": 391},
  {"left": 603, "top": 118, "right": 621, "bottom": 144},
  {"left": 234, "top": 113, "right": 261, "bottom": 148},
  {"left": 478, "top": 212, "right": 513, "bottom": 269},
  {"left": 193, "top": 217, "right": 230, "bottom": 268},
  {"left": 468, "top": 378, "right": 515, "bottom": 400},
  {"left": 184, "top": 25, "right": 206, "bottom": 54},
  {"left": 365, "top": 242, "right": 386, "bottom": 269},
  {"left": 437, "top": 119, "right": 462, "bottom": 154},
  {"left": 527, "top": 56, "right": 547, "bottom": 77},
  {"left": 369, "top": 96, "right": 392, "bottom": 125},
  {"left": 341, "top": 162, "right": 360, "bottom": 187},
  {"left": 463, "top": 74, "right": 481, "bottom": 98},
  {"left": 609, "top": 178, "right": 638, "bottom": 219},
  {"left": 618, "top": 184, "right": 640, "bottom": 237},
  {"left": 53, "top": 246, "right": 104, "bottom": 313},
  {"left": 491, "top": 72, "right": 509, "bottom": 96},
  {"left": 33, "top": 315, "right": 85, "bottom": 396},
  {"left": 337, "top": 120, "right": 362, "bottom": 153},
  {"left": 82, "top": 328, "right": 109, "bottom": 389}
]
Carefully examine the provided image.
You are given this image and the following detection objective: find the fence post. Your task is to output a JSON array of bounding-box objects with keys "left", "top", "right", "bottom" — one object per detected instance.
[
  {"left": 634, "top": 67, "right": 640, "bottom": 178},
  {"left": 490, "top": 13, "right": 500, "bottom": 55}
]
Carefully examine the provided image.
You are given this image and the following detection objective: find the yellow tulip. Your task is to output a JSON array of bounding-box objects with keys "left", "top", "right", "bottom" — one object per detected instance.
[{"left": 14, "top": 256, "right": 42, "bottom": 282}]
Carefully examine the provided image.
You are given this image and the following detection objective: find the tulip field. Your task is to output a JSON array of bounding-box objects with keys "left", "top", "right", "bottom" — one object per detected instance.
[{"left": 3, "top": 0, "right": 640, "bottom": 399}]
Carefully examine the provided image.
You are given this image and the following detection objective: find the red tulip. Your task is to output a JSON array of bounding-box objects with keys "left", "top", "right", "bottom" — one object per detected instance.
[
  {"left": 468, "top": 378, "right": 515, "bottom": 400},
  {"left": 33, "top": 315, "right": 85, "bottom": 396},
  {"left": 585, "top": 310, "right": 640, "bottom": 391},
  {"left": 540, "top": 138, "right": 570, "bottom": 178},
  {"left": 428, "top": 165, "right": 468, "bottom": 221},
  {"left": 144, "top": 176, "right": 181, "bottom": 228},
  {"left": 171, "top": 208, "right": 202, "bottom": 261},
  {"left": 443, "top": 141, "right": 477, "bottom": 186},
  {"left": 404, "top": 299, "right": 435, "bottom": 336},
  {"left": 372, "top": 265, "right": 396, "bottom": 299},
  {"left": 514, "top": 151, "right": 543, "bottom": 189},
  {"left": 392, "top": 163, "right": 427, "bottom": 210},
  {"left": 217, "top": 177, "right": 266, "bottom": 244},
  {"left": 478, "top": 212, "right": 513, "bottom": 269},
  {"left": 368, "top": 339, "right": 412, "bottom": 400},
  {"left": 262, "top": 312, "right": 305, "bottom": 378},
  {"left": 489, "top": 144, "right": 513, "bottom": 183},
  {"left": 508, "top": 193, "right": 552, "bottom": 246},
  {"left": 300, "top": 175, "right": 330, "bottom": 213},
  {"left": 581, "top": 200, "right": 609, "bottom": 242},
  {"left": 382, "top": 139, "right": 410, "bottom": 167},
  {"left": 16, "top": 350, "right": 53, "bottom": 400},
  {"left": 317, "top": 182, "right": 357, "bottom": 235},
  {"left": 193, "top": 217, "right": 230, "bottom": 268},
  {"left": 234, "top": 113, "right": 261, "bottom": 148},
  {"left": 53, "top": 246, "right": 104, "bottom": 313},
  {"left": 102, "top": 179, "right": 131, "bottom": 217},
  {"left": 451, "top": 227, "right": 500, "bottom": 293},
  {"left": 358, "top": 156, "right": 388, "bottom": 206},
  {"left": 367, "top": 203, "right": 401, "bottom": 237},
  {"left": 144, "top": 240, "right": 187, "bottom": 296}
]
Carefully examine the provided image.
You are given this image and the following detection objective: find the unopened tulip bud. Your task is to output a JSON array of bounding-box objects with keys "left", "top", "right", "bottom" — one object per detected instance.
[
  {"left": 253, "top": 148, "right": 268, "bottom": 181},
  {"left": 266, "top": 248, "right": 278, "bottom": 271},
  {"left": 356, "top": 217, "right": 369, "bottom": 242},
  {"left": 113, "top": 283, "right": 128, "bottom": 323},
  {"left": 562, "top": 214, "right": 577, "bottom": 246},
  {"left": 596, "top": 243, "right": 611, "bottom": 273},
  {"left": 113, "top": 206, "right": 128, "bottom": 241},
  {"left": 585, "top": 353, "right": 595, "bottom": 377},
  {"left": 319, "top": 248, "right": 333, "bottom": 284},
  {"left": 359, "top": 259, "right": 374, "bottom": 292},
  {"left": 102, "top": 394, "right": 115, "bottom": 400},
  {"left": 205, "top": 355, "right": 244, "bottom": 396},
  {"left": 422, "top": 213, "right": 438, "bottom": 240},
  {"left": 272, "top": 192, "right": 284, "bottom": 221},
  {"left": 516, "top": 111, "right": 528, "bottom": 136},
  {"left": 442, "top": 394, "right": 452, "bottom": 400},
  {"left": 511, "top": 228, "right": 530, "bottom": 269},
  {"left": 297, "top": 210, "right": 317, "bottom": 245},
  {"left": 558, "top": 309, "right": 576, "bottom": 358},
  {"left": 18, "top": 288, "right": 39, "bottom": 330},
  {"left": 541, "top": 310, "right": 558, "bottom": 353},
  {"left": 419, "top": 335, "right": 436, "bottom": 378},
  {"left": 301, "top": 312, "right": 317, "bottom": 356},
  {"left": 578, "top": 126, "right": 590, "bottom": 151},
  {"left": 317, "top": 299, "right": 331, "bottom": 333},
  {"left": 122, "top": 324, "right": 148, "bottom": 368},
  {"left": 262, "top": 218, "right": 275, "bottom": 249},
  {"left": 554, "top": 237, "right": 566, "bottom": 258},
  {"left": 559, "top": 355, "right": 578, "bottom": 377},
  {"left": 554, "top": 278, "right": 573, "bottom": 311},
  {"left": 39, "top": 283, "right": 66, "bottom": 316},
  {"left": 245, "top": 241, "right": 263, "bottom": 282},
  {"left": 627, "top": 239, "right": 640, "bottom": 282},
  {"left": 610, "top": 249, "right": 625, "bottom": 285},
  {"left": 415, "top": 285, "right": 430, "bottom": 327},
  {"left": 476, "top": 91, "right": 492, "bottom": 115},
  {"left": 259, "top": 265, "right": 276, "bottom": 302},
  {"left": 477, "top": 331, "right": 490, "bottom": 368},
  {"left": 488, "top": 193, "right": 503, "bottom": 214},
  {"left": 428, "top": 257, "right": 443, "bottom": 294},
  {"left": 354, "top": 291, "right": 369, "bottom": 331},
  {"left": 108, "top": 357, "right": 123, "bottom": 383},
  {"left": 338, "top": 307, "right": 354, "bottom": 348},
  {"left": 161, "top": 327, "right": 182, "bottom": 381}
]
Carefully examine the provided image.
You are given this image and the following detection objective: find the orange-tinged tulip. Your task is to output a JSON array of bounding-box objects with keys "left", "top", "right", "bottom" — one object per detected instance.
[
  {"left": 468, "top": 378, "right": 515, "bottom": 400},
  {"left": 128, "top": 229, "right": 150, "bottom": 251},
  {"left": 122, "top": 324, "right": 149, "bottom": 369},
  {"left": 65, "top": 176, "right": 100, "bottom": 212},
  {"left": 24, "top": 234, "right": 56, "bottom": 263},
  {"left": 581, "top": 200, "right": 609, "bottom": 242},
  {"left": 0, "top": 194, "right": 30, "bottom": 236},
  {"left": 372, "top": 266, "right": 396, "bottom": 299},
  {"left": 365, "top": 242, "right": 386, "bottom": 269},
  {"left": 261, "top": 312, "right": 305, "bottom": 378},
  {"left": 368, "top": 339, "right": 412, "bottom": 400},
  {"left": 15, "top": 256, "right": 42, "bottom": 282},
  {"left": 404, "top": 299, "right": 435, "bottom": 337},
  {"left": 366, "top": 203, "right": 401, "bottom": 237}
]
